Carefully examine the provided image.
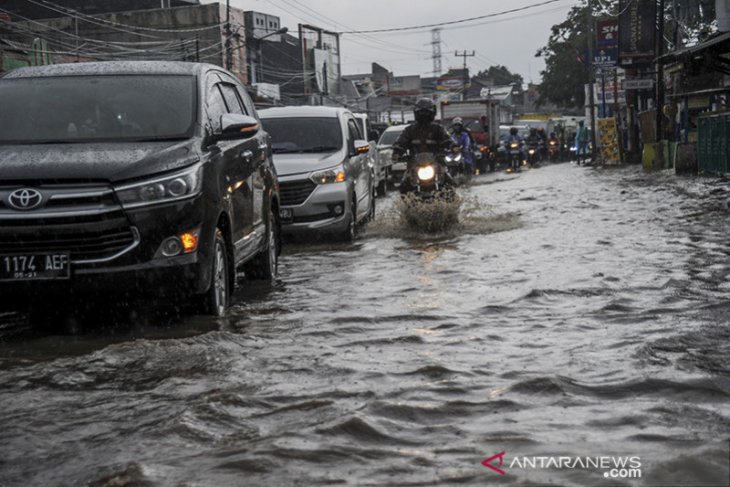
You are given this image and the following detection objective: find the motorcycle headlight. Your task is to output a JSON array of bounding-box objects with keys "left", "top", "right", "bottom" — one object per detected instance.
[
  {"left": 310, "top": 168, "right": 346, "bottom": 185},
  {"left": 115, "top": 164, "right": 203, "bottom": 209},
  {"left": 417, "top": 165, "right": 435, "bottom": 181},
  {"left": 528, "top": 149, "right": 536, "bottom": 155},
  {"left": 510, "top": 142, "right": 519, "bottom": 149}
]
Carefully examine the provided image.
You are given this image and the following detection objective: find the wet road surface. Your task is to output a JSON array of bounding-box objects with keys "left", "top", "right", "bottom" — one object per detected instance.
[{"left": 1, "top": 163, "right": 729, "bottom": 486}]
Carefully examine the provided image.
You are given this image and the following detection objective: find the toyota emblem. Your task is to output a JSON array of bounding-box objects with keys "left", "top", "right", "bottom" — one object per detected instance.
[{"left": 7, "top": 188, "right": 43, "bottom": 210}]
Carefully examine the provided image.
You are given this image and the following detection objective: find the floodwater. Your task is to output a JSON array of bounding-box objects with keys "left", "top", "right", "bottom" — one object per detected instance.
[{"left": 1, "top": 163, "right": 729, "bottom": 486}]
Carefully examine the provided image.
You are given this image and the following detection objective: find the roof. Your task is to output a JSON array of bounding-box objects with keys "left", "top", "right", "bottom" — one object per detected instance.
[
  {"left": 659, "top": 31, "right": 730, "bottom": 62},
  {"left": 258, "top": 105, "right": 349, "bottom": 118},
  {"left": 3, "top": 60, "right": 214, "bottom": 78}
]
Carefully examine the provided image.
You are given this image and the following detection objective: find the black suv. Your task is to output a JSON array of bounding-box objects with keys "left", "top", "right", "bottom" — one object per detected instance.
[{"left": 0, "top": 61, "right": 280, "bottom": 316}]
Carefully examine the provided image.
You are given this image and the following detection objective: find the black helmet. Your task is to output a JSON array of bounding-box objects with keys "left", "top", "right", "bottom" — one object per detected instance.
[
  {"left": 509, "top": 127, "right": 518, "bottom": 135},
  {"left": 413, "top": 98, "right": 436, "bottom": 124}
]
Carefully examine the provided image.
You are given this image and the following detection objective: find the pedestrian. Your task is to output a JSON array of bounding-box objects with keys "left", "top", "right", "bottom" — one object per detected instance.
[{"left": 575, "top": 120, "right": 590, "bottom": 165}]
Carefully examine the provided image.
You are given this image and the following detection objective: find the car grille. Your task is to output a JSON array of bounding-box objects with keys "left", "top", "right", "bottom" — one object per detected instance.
[
  {"left": 0, "top": 183, "right": 137, "bottom": 263},
  {"left": 279, "top": 180, "right": 316, "bottom": 206}
]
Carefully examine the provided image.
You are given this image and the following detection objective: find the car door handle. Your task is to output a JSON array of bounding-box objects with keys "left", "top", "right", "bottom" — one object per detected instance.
[{"left": 241, "top": 150, "right": 253, "bottom": 160}]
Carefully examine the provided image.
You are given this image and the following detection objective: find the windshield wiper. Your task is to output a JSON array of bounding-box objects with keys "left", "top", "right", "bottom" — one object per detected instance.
[{"left": 272, "top": 147, "right": 299, "bottom": 154}]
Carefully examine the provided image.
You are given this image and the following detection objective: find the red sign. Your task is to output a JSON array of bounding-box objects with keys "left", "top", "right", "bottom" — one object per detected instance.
[{"left": 597, "top": 19, "right": 619, "bottom": 46}]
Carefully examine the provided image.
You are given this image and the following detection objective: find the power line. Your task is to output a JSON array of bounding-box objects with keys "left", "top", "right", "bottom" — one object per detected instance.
[{"left": 337, "top": 0, "right": 572, "bottom": 34}]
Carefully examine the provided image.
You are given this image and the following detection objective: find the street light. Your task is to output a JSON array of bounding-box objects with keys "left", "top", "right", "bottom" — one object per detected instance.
[{"left": 257, "top": 27, "right": 288, "bottom": 84}]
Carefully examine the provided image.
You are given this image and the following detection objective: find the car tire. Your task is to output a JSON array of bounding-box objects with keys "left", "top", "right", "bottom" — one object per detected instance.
[
  {"left": 366, "top": 187, "right": 376, "bottom": 222},
  {"left": 340, "top": 198, "right": 357, "bottom": 242},
  {"left": 198, "top": 229, "right": 230, "bottom": 317},
  {"left": 243, "top": 208, "right": 279, "bottom": 280},
  {"left": 377, "top": 168, "right": 388, "bottom": 197}
]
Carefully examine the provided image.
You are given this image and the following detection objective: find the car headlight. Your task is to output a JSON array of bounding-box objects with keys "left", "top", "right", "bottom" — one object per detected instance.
[
  {"left": 310, "top": 168, "right": 346, "bottom": 185},
  {"left": 115, "top": 164, "right": 203, "bottom": 209},
  {"left": 417, "top": 165, "right": 435, "bottom": 181}
]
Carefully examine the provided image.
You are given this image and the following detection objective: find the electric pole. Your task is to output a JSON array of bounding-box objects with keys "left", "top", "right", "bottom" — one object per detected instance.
[
  {"left": 655, "top": 0, "right": 666, "bottom": 148},
  {"left": 454, "top": 50, "right": 475, "bottom": 99},
  {"left": 431, "top": 29, "right": 442, "bottom": 76},
  {"left": 586, "top": 2, "right": 597, "bottom": 162},
  {"left": 225, "top": 0, "right": 231, "bottom": 70}
]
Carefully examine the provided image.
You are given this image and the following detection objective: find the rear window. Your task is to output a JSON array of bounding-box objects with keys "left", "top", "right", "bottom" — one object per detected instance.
[
  {"left": 264, "top": 117, "right": 342, "bottom": 154},
  {"left": 378, "top": 128, "right": 404, "bottom": 146},
  {"left": 0, "top": 74, "right": 196, "bottom": 144}
]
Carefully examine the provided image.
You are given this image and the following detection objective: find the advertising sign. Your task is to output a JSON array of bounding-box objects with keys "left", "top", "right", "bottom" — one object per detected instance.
[
  {"left": 618, "top": 0, "right": 656, "bottom": 65},
  {"left": 596, "top": 19, "right": 619, "bottom": 46}
]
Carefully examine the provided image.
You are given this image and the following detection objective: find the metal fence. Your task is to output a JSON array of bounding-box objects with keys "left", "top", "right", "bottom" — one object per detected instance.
[{"left": 697, "top": 112, "right": 730, "bottom": 174}]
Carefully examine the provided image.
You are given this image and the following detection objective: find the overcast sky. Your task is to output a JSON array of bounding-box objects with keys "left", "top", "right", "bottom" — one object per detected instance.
[{"left": 209, "top": 0, "right": 577, "bottom": 82}]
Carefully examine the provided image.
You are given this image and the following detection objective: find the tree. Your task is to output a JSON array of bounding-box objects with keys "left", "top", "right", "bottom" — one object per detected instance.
[
  {"left": 535, "top": 0, "right": 610, "bottom": 109},
  {"left": 476, "top": 65, "right": 524, "bottom": 86}
]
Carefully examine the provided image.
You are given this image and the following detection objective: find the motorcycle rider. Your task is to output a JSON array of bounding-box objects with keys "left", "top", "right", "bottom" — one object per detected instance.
[
  {"left": 392, "top": 98, "right": 455, "bottom": 193},
  {"left": 547, "top": 131, "right": 561, "bottom": 161},
  {"left": 449, "top": 117, "right": 475, "bottom": 175},
  {"left": 504, "top": 126, "right": 525, "bottom": 171},
  {"left": 524, "top": 127, "right": 543, "bottom": 165}
]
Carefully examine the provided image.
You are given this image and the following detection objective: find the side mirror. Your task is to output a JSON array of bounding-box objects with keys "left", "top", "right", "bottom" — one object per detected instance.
[
  {"left": 353, "top": 139, "right": 369, "bottom": 155},
  {"left": 217, "top": 113, "right": 260, "bottom": 141}
]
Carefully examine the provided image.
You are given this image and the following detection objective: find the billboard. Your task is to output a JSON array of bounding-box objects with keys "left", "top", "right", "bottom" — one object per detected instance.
[{"left": 618, "top": 0, "right": 656, "bottom": 65}]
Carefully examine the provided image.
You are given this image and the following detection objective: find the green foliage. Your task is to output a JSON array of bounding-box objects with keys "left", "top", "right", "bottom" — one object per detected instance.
[
  {"left": 475, "top": 65, "right": 524, "bottom": 86},
  {"left": 535, "top": 0, "right": 617, "bottom": 109}
]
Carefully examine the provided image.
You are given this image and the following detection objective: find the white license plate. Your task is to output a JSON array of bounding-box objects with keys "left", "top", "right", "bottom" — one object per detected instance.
[
  {"left": 0, "top": 252, "right": 70, "bottom": 281},
  {"left": 279, "top": 208, "right": 293, "bottom": 222}
]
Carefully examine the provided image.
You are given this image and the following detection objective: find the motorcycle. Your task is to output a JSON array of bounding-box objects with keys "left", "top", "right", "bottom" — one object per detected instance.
[
  {"left": 526, "top": 140, "right": 542, "bottom": 168},
  {"left": 401, "top": 152, "right": 453, "bottom": 201},
  {"left": 505, "top": 139, "right": 523, "bottom": 173},
  {"left": 444, "top": 146, "right": 465, "bottom": 178},
  {"left": 547, "top": 138, "right": 560, "bottom": 162}
]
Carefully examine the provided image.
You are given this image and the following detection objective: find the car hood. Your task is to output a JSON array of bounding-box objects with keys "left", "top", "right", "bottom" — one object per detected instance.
[
  {"left": 0, "top": 140, "right": 199, "bottom": 183},
  {"left": 273, "top": 151, "right": 344, "bottom": 177}
]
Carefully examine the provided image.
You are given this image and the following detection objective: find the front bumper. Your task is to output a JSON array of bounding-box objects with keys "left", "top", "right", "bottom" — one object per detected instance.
[
  {"left": 279, "top": 177, "right": 352, "bottom": 235},
  {"left": 0, "top": 194, "right": 212, "bottom": 300}
]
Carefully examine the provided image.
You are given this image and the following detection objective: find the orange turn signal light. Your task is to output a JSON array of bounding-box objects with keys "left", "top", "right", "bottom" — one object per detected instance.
[
  {"left": 180, "top": 231, "right": 199, "bottom": 253},
  {"left": 335, "top": 171, "right": 346, "bottom": 183}
]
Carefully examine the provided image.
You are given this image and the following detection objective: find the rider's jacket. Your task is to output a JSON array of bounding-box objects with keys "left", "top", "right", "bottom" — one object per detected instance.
[
  {"left": 505, "top": 134, "right": 524, "bottom": 153},
  {"left": 525, "top": 133, "right": 542, "bottom": 147},
  {"left": 450, "top": 130, "right": 475, "bottom": 166},
  {"left": 392, "top": 122, "right": 453, "bottom": 160}
]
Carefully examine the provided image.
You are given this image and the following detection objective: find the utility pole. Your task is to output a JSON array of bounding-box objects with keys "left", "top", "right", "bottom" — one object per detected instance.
[
  {"left": 431, "top": 29, "right": 442, "bottom": 77},
  {"left": 655, "top": 0, "right": 666, "bottom": 147},
  {"left": 225, "top": 0, "right": 231, "bottom": 70},
  {"left": 586, "top": 3, "right": 597, "bottom": 162},
  {"left": 454, "top": 50, "right": 475, "bottom": 99}
]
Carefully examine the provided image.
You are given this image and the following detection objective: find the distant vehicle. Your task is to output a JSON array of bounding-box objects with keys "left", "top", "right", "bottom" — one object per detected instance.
[
  {"left": 0, "top": 61, "right": 280, "bottom": 317},
  {"left": 260, "top": 106, "right": 375, "bottom": 241},
  {"left": 354, "top": 112, "right": 388, "bottom": 196},
  {"left": 376, "top": 124, "right": 407, "bottom": 186}
]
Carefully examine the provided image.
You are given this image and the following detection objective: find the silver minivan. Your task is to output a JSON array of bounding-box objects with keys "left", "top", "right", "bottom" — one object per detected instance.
[{"left": 259, "top": 106, "right": 375, "bottom": 241}]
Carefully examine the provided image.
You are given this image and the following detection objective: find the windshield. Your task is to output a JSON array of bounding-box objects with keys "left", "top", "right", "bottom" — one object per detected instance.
[
  {"left": 378, "top": 128, "right": 404, "bottom": 146},
  {"left": 264, "top": 117, "right": 342, "bottom": 154},
  {"left": 0, "top": 75, "right": 196, "bottom": 144}
]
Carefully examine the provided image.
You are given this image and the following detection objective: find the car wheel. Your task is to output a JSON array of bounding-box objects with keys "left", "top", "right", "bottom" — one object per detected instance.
[
  {"left": 244, "top": 208, "right": 278, "bottom": 280},
  {"left": 198, "top": 229, "right": 230, "bottom": 317},
  {"left": 377, "top": 168, "right": 388, "bottom": 197},
  {"left": 340, "top": 198, "right": 357, "bottom": 242},
  {"left": 367, "top": 187, "right": 376, "bottom": 222}
]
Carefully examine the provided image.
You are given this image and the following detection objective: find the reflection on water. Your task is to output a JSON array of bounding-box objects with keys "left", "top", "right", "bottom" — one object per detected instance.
[{"left": 1, "top": 165, "right": 729, "bottom": 486}]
